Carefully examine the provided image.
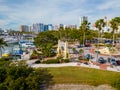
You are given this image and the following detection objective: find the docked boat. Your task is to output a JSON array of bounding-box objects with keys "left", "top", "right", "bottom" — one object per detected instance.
[
  {"left": 2, "top": 50, "right": 10, "bottom": 57},
  {"left": 19, "top": 40, "right": 35, "bottom": 48}
]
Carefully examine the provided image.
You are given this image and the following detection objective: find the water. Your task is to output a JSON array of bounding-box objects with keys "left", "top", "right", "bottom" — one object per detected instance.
[
  {"left": 0, "top": 43, "right": 19, "bottom": 58},
  {"left": 4, "top": 43, "right": 19, "bottom": 53}
]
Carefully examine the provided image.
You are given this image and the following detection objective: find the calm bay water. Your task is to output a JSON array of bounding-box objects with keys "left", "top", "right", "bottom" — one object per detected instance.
[{"left": 2, "top": 43, "right": 19, "bottom": 54}]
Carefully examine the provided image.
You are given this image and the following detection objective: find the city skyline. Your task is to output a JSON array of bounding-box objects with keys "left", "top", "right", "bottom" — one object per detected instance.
[{"left": 0, "top": 0, "right": 120, "bottom": 30}]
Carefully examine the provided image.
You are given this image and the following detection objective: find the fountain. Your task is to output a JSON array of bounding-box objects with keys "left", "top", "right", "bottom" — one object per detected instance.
[{"left": 95, "top": 47, "right": 120, "bottom": 56}]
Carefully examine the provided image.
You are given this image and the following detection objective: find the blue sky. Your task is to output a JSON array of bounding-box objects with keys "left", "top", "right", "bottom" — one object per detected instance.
[{"left": 0, "top": 0, "right": 120, "bottom": 30}]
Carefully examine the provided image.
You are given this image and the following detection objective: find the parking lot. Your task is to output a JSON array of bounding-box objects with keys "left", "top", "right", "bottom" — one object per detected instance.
[{"left": 69, "top": 44, "right": 120, "bottom": 66}]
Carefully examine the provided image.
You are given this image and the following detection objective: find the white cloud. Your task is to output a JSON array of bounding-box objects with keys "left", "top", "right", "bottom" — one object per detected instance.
[
  {"left": 0, "top": 0, "right": 120, "bottom": 29},
  {"left": 97, "top": 0, "right": 120, "bottom": 10}
]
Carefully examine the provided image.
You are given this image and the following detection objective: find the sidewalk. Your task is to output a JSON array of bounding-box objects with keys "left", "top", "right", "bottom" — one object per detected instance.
[{"left": 30, "top": 62, "right": 120, "bottom": 72}]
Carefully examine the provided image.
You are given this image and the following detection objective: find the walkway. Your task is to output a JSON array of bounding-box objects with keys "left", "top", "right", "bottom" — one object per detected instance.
[{"left": 29, "top": 62, "right": 120, "bottom": 72}]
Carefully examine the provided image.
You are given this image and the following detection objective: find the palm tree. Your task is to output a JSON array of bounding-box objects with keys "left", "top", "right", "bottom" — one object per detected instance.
[
  {"left": 79, "top": 48, "right": 84, "bottom": 55},
  {"left": 95, "top": 19, "right": 106, "bottom": 45},
  {"left": 110, "top": 17, "right": 120, "bottom": 48},
  {"left": 72, "top": 48, "right": 76, "bottom": 54},
  {"left": 0, "top": 38, "right": 8, "bottom": 57},
  {"left": 80, "top": 20, "right": 90, "bottom": 60},
  {"left": 95, "top": 19, "right": 106, "bottom": 61}
]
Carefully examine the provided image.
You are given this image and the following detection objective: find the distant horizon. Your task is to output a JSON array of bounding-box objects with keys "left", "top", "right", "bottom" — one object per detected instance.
[{"left": 0, "top": 0, "right": 120, "bottom": 30}]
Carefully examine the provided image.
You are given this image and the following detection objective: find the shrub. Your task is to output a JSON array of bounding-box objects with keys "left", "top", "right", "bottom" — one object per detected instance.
[
  {"left": 106, "top": 44, "right": 112, "bottom": 48},
  {"left": 0, "top": 57, "right": 12, "bottom": 61},
  {"left": 78, "top": 56, "right": 83, "bottom": 60},
  {"left": 0, "top": 62, "right": 54, "bottom": 90},
  {"left": 30, "top": 53, "right": 38, "bottom": 60},
  {"left": 63, "top": 59, "right": 70, "bottom": 63},
  {"left": 35, "top": 60, "right": 41, "bottom": 64},
  {"left": 50, "top": 52, "right": 56, "bottom": 57},
  {"left": 42, "top": 59, "right": 60, "bottom": 64}
]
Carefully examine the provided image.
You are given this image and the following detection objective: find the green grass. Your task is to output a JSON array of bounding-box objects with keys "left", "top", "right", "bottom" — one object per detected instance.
[{"left": 46, "top": 67, "right": 120, "bottom": 86}]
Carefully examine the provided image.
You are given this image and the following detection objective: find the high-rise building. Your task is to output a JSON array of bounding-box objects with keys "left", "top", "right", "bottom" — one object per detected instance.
[
  {"left": 65, "top": 24, "right": 77, "bottom": 29},
  {"left": 19, "top": 25, "right": 29, "bottom": 32},
  {"left": 48, "top": 24, "right": 53, "bottom": 31},
  {"left": 53, "top": 24, "right": 64, "bottom": 30},
  {"left": 32, "top": 23, "right": 44, "bottom": 33},
  {"left": 59, "top": 24, "right": 64, "bottom": 28},
  {"left": 32, "top": 23, "right": 36, "bottom": 33},
  {"left": 44, "top": 25, "right": 48, "bottom": 31},
  {"left": 29, "top": 26, "right": 33, "bottom": 32},
  {"left": 82, "top": 16, "right": 88, "bottom": 22},
  {"left": 53, "top": 24, "right": 59, "bottom": 30},
  {"left": 0, "top": 28, "right": 4, "bottom": 34},
  {"left": 39, "top": 23, "right": 44, "bottom": 32},
  {"left": 80, "top": 16, "right": 88, "bottom": 25}
]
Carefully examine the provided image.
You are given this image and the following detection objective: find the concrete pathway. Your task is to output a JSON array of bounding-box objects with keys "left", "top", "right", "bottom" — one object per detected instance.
[{"left": 29, "top": 61, "right": 120, "bottom": 72}]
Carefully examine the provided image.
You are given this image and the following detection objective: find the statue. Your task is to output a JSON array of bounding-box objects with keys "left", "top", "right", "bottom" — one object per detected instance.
[
  {"left": 57, "top": 40, "right": 69, "bottom": 59},
  {"left": 57, "top": 40, "right": 62, "bottom": 57},
  {"left": 63, "top": 41, "right": 69, "bottom": 59}
]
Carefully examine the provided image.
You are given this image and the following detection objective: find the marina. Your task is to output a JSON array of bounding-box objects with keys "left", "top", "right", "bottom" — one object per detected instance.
[{"left": 0, "top": 33, "right": 35, "bottom": 59}]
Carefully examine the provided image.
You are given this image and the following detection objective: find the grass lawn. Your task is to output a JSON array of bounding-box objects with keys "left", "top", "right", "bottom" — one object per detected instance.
[{"left": 46, "top": 67, "right": 120, "bottom": 86}]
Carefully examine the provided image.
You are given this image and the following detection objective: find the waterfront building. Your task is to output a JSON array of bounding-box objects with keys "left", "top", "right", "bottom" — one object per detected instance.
[
  {"left": 48, "top": 24, "right": 53, "bottom": 31},
  {"left": 39, "top": 23, "right": 44, "bottom": 32},
  {"left": 29, "top": 26, "right": 33, "bottom": 32},
  {"left": 44, "top": 25, "right": 48, "bottom": 31},
  {"left": 53, "top": 24, "right": 64, "bottom": 30},
  {"left": 32, "top": 23, "right": 38, "bottom": 33},
  {"left": 32, "top": 23, "right": 44, "bottom": 33},
  {"left": 19, "top": 25, "right": 29, "bottom": 32},
  {"left": 0, "top": 28, "right": 4, "bottom": 34}
]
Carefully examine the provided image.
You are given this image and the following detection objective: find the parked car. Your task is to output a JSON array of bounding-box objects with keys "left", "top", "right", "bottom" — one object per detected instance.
[
  {"left": 98, "top": 57, "right": 106, "bottom": 64},
  {"left": 84, "top": 62, "right": 89, "bottom": 65},
  {"left": 85, "top": 43, "right": 91, "bottom": 47},
  {"left": 107, "top": 57, "right": 117, "bottom": 65},
  {"left": 76, "top": 45, "right": 82, "bottom": 48},
  {"left": 110, "top": 58, "right": 117, "bottom": 65},
  {"left": 84, "top": 54, "right": 94, "bottom": 60},
  {"left": 116, "top": 60, "right": 120, "bottom": 65},
  {"left": 84, "top": 54, "right": 91, "bottom": 60}
]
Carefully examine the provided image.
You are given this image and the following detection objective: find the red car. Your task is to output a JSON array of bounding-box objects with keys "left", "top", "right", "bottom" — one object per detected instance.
[
  {"left": 116, "top": 60, "right": 120, "bottom": 65},
  {"left": 85, "top": 43, "right": 91, "bottom": 47}
]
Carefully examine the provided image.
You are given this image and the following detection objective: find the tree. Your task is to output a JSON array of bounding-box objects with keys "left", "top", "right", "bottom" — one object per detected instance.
[
  {"left": 95, "top": 19, "right": 106, "bottom": 45},
  {"left": 95, "top": 19, "right": 106, "bottom": 61},
  {"left": 80, "top": 20, "right": 90, "bottom": 45},
  {"left": 0, "top": 60, "right": 54, "bottom": 90},
  {"left": 110, "top": 17, "right": 120, "bottom": 47},
  {"left": 72, "top": 48, "right": 77, "bottom": 54},
  {"left": 79, "top": 48, "right": 84, "bottom": 55},
  {"left": 0, "top": 38, "right": 7, "bottom": 57},
  {"left": 34, "top": 32, "right": 57, "bottom": 57},
  {"left": 64, "top": 27, "right": 71, "bottom": 41},
  {"left": 103, "top": 32, "right": 112, "bottom": 39},
  {"left": 0, "top": 67, "right": 7, "bottom": 83},
  {"left": 80, "top": 20, "right": 90, "bottom": 59},
  {"left": 26, "top": 69, "right": 53, "bottom": 90}
]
